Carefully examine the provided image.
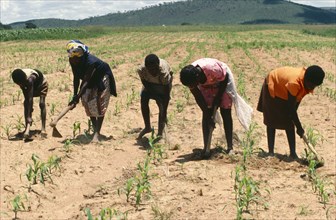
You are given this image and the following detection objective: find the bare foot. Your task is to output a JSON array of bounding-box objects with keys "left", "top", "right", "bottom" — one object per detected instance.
[
  {"left": 201, "top": 149, "right": 211, "bottom": 159},
  {"left": 40, "top": 130, "right": 47, "bottom": 139},
  {"left": 137, "top": 127, "right": 152, "bottom": 140},
  {"left": 91, "top": 133, "right": 100, "bottom": 143},
  {"left": 289, "top": 153, "right": 298, "bottom": 159},
  {"left": 225, "top": 147, "right": 233, "bottom": 154},
  {"left": 268, "top": 152, "right": 275, "bottom": 157}
]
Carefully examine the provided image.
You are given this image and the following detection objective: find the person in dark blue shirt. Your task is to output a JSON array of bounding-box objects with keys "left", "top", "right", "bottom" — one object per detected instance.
[{"left": 66, "top": 40, "right": 117, "bottom": 142}]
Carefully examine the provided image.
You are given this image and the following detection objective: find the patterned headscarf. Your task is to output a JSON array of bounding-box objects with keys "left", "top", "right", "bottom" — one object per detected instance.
[{"left": 66, "top": 40, "right": 89, "bottom": 58}]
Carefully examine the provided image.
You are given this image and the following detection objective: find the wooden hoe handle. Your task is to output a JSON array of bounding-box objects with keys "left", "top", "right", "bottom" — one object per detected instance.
[{"left": 49, "top": 104, "right": 74, "bottom": 127}]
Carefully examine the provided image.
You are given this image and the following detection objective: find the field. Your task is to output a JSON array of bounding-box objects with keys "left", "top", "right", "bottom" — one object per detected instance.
[{"left": 0, "top": 25, "right": 335, "bottom": 220}]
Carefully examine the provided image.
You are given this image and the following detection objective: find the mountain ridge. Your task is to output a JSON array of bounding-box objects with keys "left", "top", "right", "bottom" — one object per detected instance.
[{"left": 8, "top": 0, "right": 336, "bottom": 29}]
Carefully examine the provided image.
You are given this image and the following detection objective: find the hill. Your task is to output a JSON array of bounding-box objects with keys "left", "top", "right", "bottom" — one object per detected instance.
[{"left": 9, "top": 0, "right": 336, "bottom": 28}]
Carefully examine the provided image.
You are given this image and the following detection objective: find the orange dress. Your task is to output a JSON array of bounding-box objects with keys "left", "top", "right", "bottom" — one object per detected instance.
[{"left": 257, "top": 67, "right": 311, "bottom": 129}]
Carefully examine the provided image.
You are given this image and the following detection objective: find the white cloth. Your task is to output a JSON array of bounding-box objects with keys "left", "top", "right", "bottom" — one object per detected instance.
[{"left": 224, "top": 64, "right": 253, "bottom": 130}]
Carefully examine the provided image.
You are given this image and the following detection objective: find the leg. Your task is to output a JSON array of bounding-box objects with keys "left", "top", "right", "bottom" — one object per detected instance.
[
  {"left": 138, "top": 94, "right": 152, "bottom": 139},
  {"left": 285, "top": 127, "right": 297, "bottom": 159},
  {"left": 92, "top": 116, "right": 104, "bottom": 142},
  {"left": 156, "top": 98, "right": 169, "bottom": 137},
  {"left": 90, "top": 117, "right": 97, "bottom": 132},
  {"left": 39, "top": 96, "right": 46, "bottom": 133},
  {"left": 23, "top": 100, "right": 29, "bottom": 133},
  {"left": 202, "top": 109, "right": 212, "bottom": 158},
  {"left": 220, "top": 108, "right": 233, "bottom": 153},
  {"left": 267, "top": 126, "right": 275, "bottom": 156}
]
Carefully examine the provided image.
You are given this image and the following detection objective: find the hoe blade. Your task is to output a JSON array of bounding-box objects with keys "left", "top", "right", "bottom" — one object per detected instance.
[{"left": 52, "top": 127, "right": 63, "bottom": 138}]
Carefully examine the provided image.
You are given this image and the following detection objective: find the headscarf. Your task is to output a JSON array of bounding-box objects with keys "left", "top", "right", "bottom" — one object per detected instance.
[{"left": 66, "top": 40, "right": 89, "bottom": 58}]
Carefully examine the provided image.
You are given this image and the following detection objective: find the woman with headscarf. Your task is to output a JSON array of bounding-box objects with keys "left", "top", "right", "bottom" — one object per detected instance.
[
  {"left": 257, "top": 65, "right": 325, "bottom": 159},
  {"left": 66, "top": 40, "right": 117, "bottom": 142}
]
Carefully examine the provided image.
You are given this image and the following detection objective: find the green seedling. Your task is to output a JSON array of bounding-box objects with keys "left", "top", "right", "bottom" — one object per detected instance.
[
  {"left": 233, "top": 165, "right": 264, "bottom": 220},
  {"left": 73, "top": 121, "right": 81, "bottom": 138},
  {"left": 10, "top": 194, "right": 28, "bottom": 220},
  {"left": 63, "top": 138, "right": 80, "bottom": 154},
  {"left": 14, "top": 115, "right": 25, "bottom": 132},
  {"left": 305, "top": 126, "right": 323, "bottom": 148},
  {"left": 147, "top": 129, "right": 166, "bottom": 163},
  {"left": 126, "top": 87, "right": 137, "bottom": 109},
  {"left": 84, "top": 119, "right": 93, "bottom": 139},
  {"left": 175, "top": 99, "right": 185, "bottom": 113},
  {"left": 1, "top": 123, "right": 13, "bottom": 139},
  {"left": 118, "top": 177, "right": 135, "bottom": 203},
  {"left": 84, "top": 207, "right": 128, "bottom": 220},
  {"left": 114, "top": 101, "right": 121, "bottom": 116},
  {"left": 134, "top": 156, "right": 152, "bottom": 208},
  {"left": 182, "top": 86, "right": 191, "bottom": 103},
  {"left": 46, "top": 155, "right": 61, "bottom": 174},
  {"left": 50, "top": 103, "right": 56, "bottom": 116},
  {"left": 25, "top": 154, "right": 53, "bottom": 185}
]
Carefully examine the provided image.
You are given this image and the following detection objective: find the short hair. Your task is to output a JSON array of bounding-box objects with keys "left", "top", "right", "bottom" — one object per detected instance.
[
  {"left": 145, "top": 54, "right": 160, "bottom": 68},
  {"left": 180, "top": 65, "right": 197, "bottom": 86},
  {"left": 305, "top": 65, "right": 325, "bottom": 86},
  {"left": 12, "top": 69, "right": 27, "bottom": 84}
]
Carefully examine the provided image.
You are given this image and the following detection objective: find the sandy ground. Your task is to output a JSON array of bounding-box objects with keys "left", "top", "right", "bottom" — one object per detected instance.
[{"left": 0, "top": 29, "right": 335, "bottom": 220}]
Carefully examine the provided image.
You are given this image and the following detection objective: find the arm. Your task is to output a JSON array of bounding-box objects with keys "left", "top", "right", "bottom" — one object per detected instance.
[
  {"left": 76, "top": 67, "right": 96, "bottom": 99},
  {"left": 23, "top": 76, "right": 35, "bottom": 126},
  {"left": 73, "top": 74, "right": 80, "bottom": 96},
  {"left": 190, "top": 86, "right": 208, "bottom": 113},
  {"left": 287, "top": 92, "right": 304, "bottom": 137},
  {"left": 213, "top": 75, "right": 229, "bottom": 109}
]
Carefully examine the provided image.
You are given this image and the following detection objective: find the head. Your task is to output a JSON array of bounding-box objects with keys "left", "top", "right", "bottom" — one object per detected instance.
[
  {"left": 180, "top": 65, "right": 202, "bottom": 87},
  {"left": 304, "top": 65, "right": 325, "bottom": 91},
  {"left": 12, "top": 69, "right": 27, "bottom": 86},
  {"left": 145, "top": 54, "right": 160, "bottom": 76},
  {"left": 66, "top": 40, "right": 89, "bottom": 65}
]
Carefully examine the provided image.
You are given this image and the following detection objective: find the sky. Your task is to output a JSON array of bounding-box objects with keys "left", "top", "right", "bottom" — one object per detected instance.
[{"left": 0, "top": 0, "right": 335, "bottom": 24}]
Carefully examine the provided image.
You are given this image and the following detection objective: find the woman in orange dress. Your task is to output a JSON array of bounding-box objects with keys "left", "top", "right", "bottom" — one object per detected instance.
[{"left": 257, "top": 65, "right": 325, "bottom": 158}]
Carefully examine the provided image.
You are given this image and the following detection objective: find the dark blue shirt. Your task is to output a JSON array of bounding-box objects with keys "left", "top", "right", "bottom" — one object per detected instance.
[{"left": 70, "top": 53, "right": 117, "bottom": 96}]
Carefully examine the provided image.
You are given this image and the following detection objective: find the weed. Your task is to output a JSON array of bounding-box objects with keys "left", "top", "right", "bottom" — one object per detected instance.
[
  {"left": 298, "top": 205, "right": 310, "bottom": 216},
  {"left": 151, "top": 204, "right": 173, "bottom": 220},
  {"left": 326, "top": 205, "right": 336, "bottom": 220}
]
